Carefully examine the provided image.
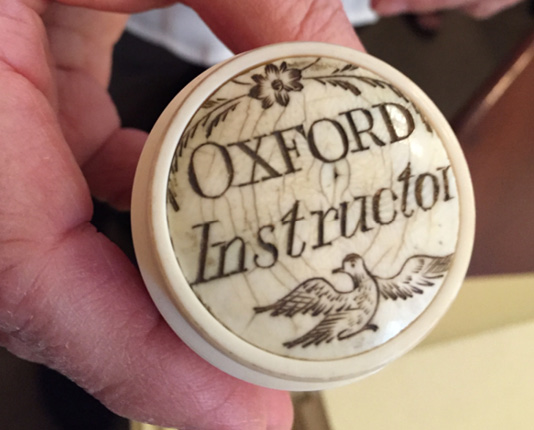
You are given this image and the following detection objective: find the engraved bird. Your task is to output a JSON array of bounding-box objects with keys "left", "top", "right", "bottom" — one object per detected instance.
[{"left": 254, "top": 253, "right": 452, "bottom": 348}]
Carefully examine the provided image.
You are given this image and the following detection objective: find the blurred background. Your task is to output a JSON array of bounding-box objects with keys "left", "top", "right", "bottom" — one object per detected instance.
[{"left": 1, "top": 2, "right": 533, "bottom": 429}]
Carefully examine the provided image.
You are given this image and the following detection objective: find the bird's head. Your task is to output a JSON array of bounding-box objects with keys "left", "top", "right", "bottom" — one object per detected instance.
[{"left": 332, "top": 254, "right": 367, "bottom": 286}]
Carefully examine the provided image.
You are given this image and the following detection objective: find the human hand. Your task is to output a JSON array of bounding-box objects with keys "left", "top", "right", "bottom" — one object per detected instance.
[
  {"left": 0, "top": 0, "right": 362, "bottom": 429},
  {"left": 372, "top": 0, "right": 524, "bottom": 18}
]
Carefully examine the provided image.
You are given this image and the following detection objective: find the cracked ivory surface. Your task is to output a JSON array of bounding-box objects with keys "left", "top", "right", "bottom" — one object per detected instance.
[{"left": 166, "top": 56, "right": 460, "bottom": 360}]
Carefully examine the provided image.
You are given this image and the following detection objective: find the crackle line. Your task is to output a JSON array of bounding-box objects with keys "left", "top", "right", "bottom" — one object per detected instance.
[
  {"left": 250, "top": 104, "right": 267, "bottom": 138},
  {"left": 273, "top": 105, "right": 287, "bottom": 131},
  {"left": 370, "top": 245, "right": 394, "bottom": 273},
  {"left": 241, "top": 271, "right": 260, "bottom": 308},
  {"left": 237, "top": 97, "right": 253, "bottom": 141},
  {"left": 392, "top": 149, "right": 413, "bottom": 262},
  {"left": 275, "top": 259, "right": 300, "bottom": 286}
]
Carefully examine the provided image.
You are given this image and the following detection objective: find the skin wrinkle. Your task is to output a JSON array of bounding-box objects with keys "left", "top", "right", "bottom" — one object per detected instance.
[
  {"left": 1, "top": 77, "right": 90, "bottom": 221},
  {"left": 0, "top": 72, "right": 55, "bottom": 150},
  {"left": 141, "top": 346, "right": 266, "bottom": 430},
  {"left": 44, "top": 260, "right": 177, "bottom": 420},
  {"left": 88, "top": 128, "right": 146, "bottom": 203},
  {"left": 45, "top": 20, "right": 96, "bottom": 80},
  {"left": 198, "top": 384, "right": 257, "bottom": 425},
  {"left": 294, "top": 0, "right": 346, "bottom": 42},
  {"left": 3, "top": 211, "right": 153, "bottom": 410},
  {"left": 91, "top": 322, "right": 169, "bottom": 412},
  {"left": 0, "top": 5, "right": 54, "bottom": 100},
  {"left": 1, "top": 228, "right": 90, "bottom": 337},
  {"left": 89, "top": 374, "right": 134, "bottom": 413},
  {"left": 2, "top": 226, "right": 108, "bottom": 357},
  {"left": 55, "top": 67, "right": 121, "bottom": 164},
  {"left": 44, "top": 6, "right": 127, "bottom": 86},
  {"left": 3, "top": 256, "right": 54, "bottom": 343}
]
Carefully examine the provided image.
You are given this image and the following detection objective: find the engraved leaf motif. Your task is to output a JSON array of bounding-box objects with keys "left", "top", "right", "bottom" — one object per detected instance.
[
  {"left": 167, "top": 189, "right": 180, "bottom": 212},
  {"left": 355, "top": 76, "right": 412, "bottom": 105},
  {"left": 313, "top": 77, "right": 362, "bottom": 96},
  {"left": 175, "top": 95, "right": 246, "bottom": 161},
  {"left": 201, "top": 97, "right": 229, "bottom": 109},
  {"left": 205, "top": 102, "right": 240, "bottom": 137},
  {"left": 355, "top": 76, "right": 387, "bottom": 89},
  {"left": 176, "top": 122, "right": 199, "bottom": 161},
  {"left": 331, "top": 64, "right": 359, "bottom": 74}
]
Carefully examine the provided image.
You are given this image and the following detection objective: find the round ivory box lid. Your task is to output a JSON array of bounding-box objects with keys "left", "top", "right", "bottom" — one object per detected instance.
[{"left": 131, "top": 42, "right": 475, "bottom": 391}]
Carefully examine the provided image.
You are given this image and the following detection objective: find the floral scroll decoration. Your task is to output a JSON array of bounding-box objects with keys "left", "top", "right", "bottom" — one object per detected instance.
[{"left": 171, "top": 57, "right": 433, "bottom": 173}]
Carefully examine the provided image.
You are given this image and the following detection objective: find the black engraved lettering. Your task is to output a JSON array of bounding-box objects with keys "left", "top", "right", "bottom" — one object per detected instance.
[
  {"left": 281, "top": 200, "right": 306, "bottom": 258},
  {"left": 167, "top": 189, "right": 179, "bottom": 212},
  {"left": 438, "top": 165, "right": 454, "bottom": 201},
  {"left": 307, "top": 118, "right": 349, "bottom": 162},
  {"left": 372, "top": 188, "right": 398, "bottom": 225},
  {"left": 341, "top": 107, "right": 385, "bottom": 150},
  {"left": 191, "top": 220, "right": 218, "bottom": 285},
  {"left": 311, "top": 207, "right": 339, "bottom": 249},
  {"left": 229, "top": 137, "right": 282, "bottom": 187},
  {"left": 213, "top": 237, "right": 248, "bottom": 278},
  {"left": 272, "top": 124, "right": 306, "bottom": 175},
  {"left": 415, "top": 173, "right": 439, "bottom": 211},
  {"left": 397, "top": 162, "right": 414, "bottom": 218},
  {"left": 340, "top": 197, "right": 373, "bottom": 237},
  {"left": 374, "top": 103, "right": 415, "bottom": 143},
  {"left": 353, "top": 196, "right": 373, "bottom": 232},
  {"left": 254, "top": 225, "right": 279, "bottom": 269},
  {"left": 188, "top": 142, "right": 233, "bottom": 199}
]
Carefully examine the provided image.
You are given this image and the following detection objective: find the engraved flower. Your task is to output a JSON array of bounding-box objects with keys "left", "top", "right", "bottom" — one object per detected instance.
[{"left": 248, "top": 62, "right": 303, "bottom": 109}]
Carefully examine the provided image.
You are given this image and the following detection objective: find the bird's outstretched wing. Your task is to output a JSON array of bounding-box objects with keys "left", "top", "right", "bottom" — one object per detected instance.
[
  {"left": 376, "top": 254, "right": 452, "bottom": 301},
  {"left": 282, "top": 312, "right": 344, "bottom": 348},
  {"left": 254, "top": 277, "right": 351, "bottom": 317}
]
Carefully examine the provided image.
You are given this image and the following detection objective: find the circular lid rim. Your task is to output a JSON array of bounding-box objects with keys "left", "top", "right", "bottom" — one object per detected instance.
[{"left": 141, "top": 42, "right": 475, "bottom": 386}]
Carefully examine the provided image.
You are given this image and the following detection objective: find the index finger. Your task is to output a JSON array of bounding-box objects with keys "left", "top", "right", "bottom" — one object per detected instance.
[
  {"left": 59, "top": 0, "right": 365, "bottom": 51},
  {"left": 185, "top": 0, "right": 365, "bottom": 52}
]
